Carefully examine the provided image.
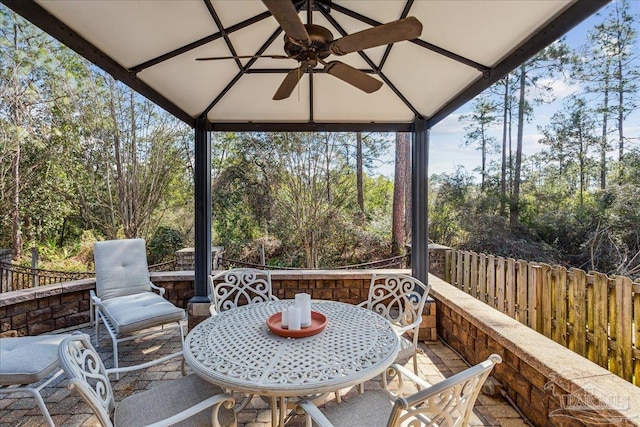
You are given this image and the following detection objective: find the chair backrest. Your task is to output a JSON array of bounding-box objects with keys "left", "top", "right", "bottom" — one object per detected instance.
[
  {"left": 94, "top": 238, "right": 151, "bottom": 300},
  {"left": 209, "top": 268, "right": 273, "bottom": 313},
  {"left": 365, "top": 273, "right": 431, "bottom": 328},
  {"left": 58, "top": 334, "right": 115, "bottom": 427},
  {"left": 389, "top": 354, "right": 502, "bottom": 427}
]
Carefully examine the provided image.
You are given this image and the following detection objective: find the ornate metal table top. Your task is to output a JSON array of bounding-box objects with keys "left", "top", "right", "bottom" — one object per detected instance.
[{"left": 184, "top": 300, "right": 400, "bottom": 397}]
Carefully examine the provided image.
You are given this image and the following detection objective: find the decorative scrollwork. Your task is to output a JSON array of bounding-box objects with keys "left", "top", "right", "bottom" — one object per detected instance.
[
  {"left": 59, "top": 335, "right": 114, "bottom": 416},
  {"left": 210, "top": 269, "right": 274, "bottom": 313},
  {"left": 398, "top": 377, "right": 482, "bottom": 426},
  {"left": 367, "top": 274, "right": 430, "bottom": 328}
]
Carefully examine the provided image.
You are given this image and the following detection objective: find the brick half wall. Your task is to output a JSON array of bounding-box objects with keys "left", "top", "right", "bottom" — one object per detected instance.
[
  {"left": 429, "top": 274, "right": 640, "bottom": 426},
  {"left": 1, "top": 269, "right": 437, "bottom": 341}
]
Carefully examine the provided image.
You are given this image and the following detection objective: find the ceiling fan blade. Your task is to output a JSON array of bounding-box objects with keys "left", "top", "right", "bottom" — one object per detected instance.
[
  {"left": 324, "top": 61, "right": 383, "bottom": 93},
  {"left": 330, "top": 17, "right": 423, "bottom": 56},
  {"left": 196, "top": 54, "right": 289, "bottom": 61},
  {"left": 273, "top": 61, "right": 313, "bottom": 100},
  {"left": 262, "top": 0, "right": 310, "bottom": 45}
]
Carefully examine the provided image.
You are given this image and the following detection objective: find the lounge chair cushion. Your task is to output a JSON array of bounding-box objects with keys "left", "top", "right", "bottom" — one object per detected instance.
[
  {"left": 115, "top": 373, "right": 236, "bottom": 427},
  {"left": 0, "top": 335, "right": 69, "bottom": 385},
  {"left": 322, "top": 389, "right": 393, "bottom": 427},
  {"left": 94, "top": 238, "right": 152, "bottom": 300},
  {"left": 100, "top": 293, "right": 185, "bottom": 335}
]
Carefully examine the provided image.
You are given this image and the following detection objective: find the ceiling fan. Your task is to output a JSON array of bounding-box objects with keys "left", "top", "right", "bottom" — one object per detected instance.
[{"left": 196, "top": 0, "right": 423, "bottom": 100}]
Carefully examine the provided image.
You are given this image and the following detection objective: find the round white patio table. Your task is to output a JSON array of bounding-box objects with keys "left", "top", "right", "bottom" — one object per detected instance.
[{"left": 184, "top": 299, "right": 400, "bottom": 426}]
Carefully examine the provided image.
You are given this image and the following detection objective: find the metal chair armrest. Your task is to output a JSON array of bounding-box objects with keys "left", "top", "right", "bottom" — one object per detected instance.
[
  {"left": 390, "top": 363, "right": 431, "bottom": 390},
  {"left": 396, "top": 317, "right": 422, "bottom": 335},
  {"left": 90, "top": 290, "right": 102, "bottom": 306},
  {"left": 150, "top": 282, "right": 166, "bottom": 297},
  {"left": 296, "top": 400, "right": 335, "bottom": 427}
]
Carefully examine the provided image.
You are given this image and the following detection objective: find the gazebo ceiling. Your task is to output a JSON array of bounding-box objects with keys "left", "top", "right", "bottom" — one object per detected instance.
[{"left": 5, "top": 0, "right": 608, "bottom": 130}]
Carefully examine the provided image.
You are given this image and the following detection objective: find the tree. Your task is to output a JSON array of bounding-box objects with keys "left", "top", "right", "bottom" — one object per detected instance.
[
  {"left": 459, "top": 96, "right": 499, "bottom": 191},
  {"left": 592, "top": 0, "right": 638, "bottom": 181},
  {"left": 391, "top": 132, "right": 410, "bottom": 255},
  {"left": 511, "top": 42, "right": 573, "bottom": 226},
  {"left": 490, "top": 75, "right": 517, "bottom": 217},
  {"left": 538, "top": 96, "right": 598, "bottom": 207},
  {"left": 356, "top": 132, "right": 364, "bottom": 214},
  {"left": 577, "top": 0, "right": 639, "bottom": 188},
  {"left": 75, "top": 74, "right": 191, "bottom": 240},
  {"left": 0, "top": 6, "right": 88, "bottom": 258}
]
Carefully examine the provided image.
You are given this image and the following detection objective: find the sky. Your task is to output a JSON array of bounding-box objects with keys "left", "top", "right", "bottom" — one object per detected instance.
[{"left": 378, "top": 0, "right": 640, "bottom": 180}]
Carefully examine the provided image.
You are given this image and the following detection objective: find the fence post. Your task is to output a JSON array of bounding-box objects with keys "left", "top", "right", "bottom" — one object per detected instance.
[
  {"left": 496, "top": 257, "right": 505, "bottom": 313},
  {"left": 506, "top": 258, "right": 516, "bottom": 318},
  {"left": 615, "top": 276, "right": 633, "bottom": 382},
  {"left": 540, "top": 263, "right": 552, "bottom": 338},
  {"left": 487, "top": 254, "right": 496, "bottom": 309},
  {"left": 529, "top": 265, "right": 541, "bottom": 330},
  {"left": 552, "top": 266, "right": 568, "bottom": 346},
  {"left": 569, "top": 268, "right": 587, "bottom": 357},
  {"left": 516, "top": 260, "right": 528, "bottom": 325},
  {"left": 479, "top": 253, "right": 487, "bottom": 304},
  {"left": 591, "top": 272, "right": 615, "bottom": 369},
  {"left": 31, "top": 247, "right": 39, "bottom": 288},
  {"left": 444, "top": 250, "right": 452, "bottom": 284}
]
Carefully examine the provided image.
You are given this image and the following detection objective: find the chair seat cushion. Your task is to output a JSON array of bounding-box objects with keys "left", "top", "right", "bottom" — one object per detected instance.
[
  {"left": 322, "top": 389, "right": 394, "bottom": 427},
  {"left": 100, "top": 292, "right": 185, "bottom": 335},
  {"left": 115, "top": 373, "right": 235, "bottom": 427},
  {"left": 0, "top": 334, "right": 70, "bottom": 385}
]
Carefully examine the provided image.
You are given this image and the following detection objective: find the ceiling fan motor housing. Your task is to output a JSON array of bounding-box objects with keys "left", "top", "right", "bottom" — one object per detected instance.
[{"left": 284, "top": 24, "right": 333, "bottom": 59}]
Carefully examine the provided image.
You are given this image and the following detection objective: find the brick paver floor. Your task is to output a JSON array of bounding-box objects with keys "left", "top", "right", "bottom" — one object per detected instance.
[{"left": 0, "top": 321, "right": 528, "bottom": 426}]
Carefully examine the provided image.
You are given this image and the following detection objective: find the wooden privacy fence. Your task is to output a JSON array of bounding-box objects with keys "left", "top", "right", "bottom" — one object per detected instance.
[{"left": 443, "top": 250, "right": 640, "bottom": 386}]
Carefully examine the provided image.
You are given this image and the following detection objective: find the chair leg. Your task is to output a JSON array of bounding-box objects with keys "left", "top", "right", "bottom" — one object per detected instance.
[
  {"left": 30, "top": 388, "right": 55, "bottom": 427},
  {"left": 112, "top": 337, "right": 120, "bottom": 380},
  {"left": 412, "top": 351, "right": 422, "bottom": 391},
  {"left": 0, "top": 369, "right": 65, "bottom": 427},
  {"left": 94, "top": 313, "right": 100, "bottom": 345}
]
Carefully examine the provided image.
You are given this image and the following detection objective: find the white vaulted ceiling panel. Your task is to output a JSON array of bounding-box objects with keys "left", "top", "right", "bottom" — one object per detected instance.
[{"left": 22, "top": 0, "right": 599, "bottom": 128}]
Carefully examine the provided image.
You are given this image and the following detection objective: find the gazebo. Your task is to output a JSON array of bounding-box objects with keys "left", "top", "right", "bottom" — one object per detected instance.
[{"left": 2, "top": 0, "right": 609, "bottom": 311}]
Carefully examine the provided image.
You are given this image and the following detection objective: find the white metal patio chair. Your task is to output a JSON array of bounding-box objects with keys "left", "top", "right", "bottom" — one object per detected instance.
[
  {"left": 208, "top": 267, "right": 278, "bottom": 411},
  {"left": 91, "top": 238, "right": 185, "bottom": 378},
  {"left": 359, "top": 273, "right": 431, "bottom": 377},
  {"left": 58, "top": 334, "right": 236, "bottom": 427},
  {"left": 297, "top": 354, "right": 502, "bottom": 427},
  {"left": 208, "top": 268, "right": 277, "bottom": 316},
  {"left": 0, "top": 334, "right": 71, "bottom": 427}
]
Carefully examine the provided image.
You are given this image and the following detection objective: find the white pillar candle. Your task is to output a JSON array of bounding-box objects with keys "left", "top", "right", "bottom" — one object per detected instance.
[
  {"left": 295, "top": 293, "right": 312, "bottom": 327},
  {"left": 288, "top": 307, "right": 301, "bottom": 331},
  {"left": 281, "top": 309, "right": 289, "bottom": 328}
]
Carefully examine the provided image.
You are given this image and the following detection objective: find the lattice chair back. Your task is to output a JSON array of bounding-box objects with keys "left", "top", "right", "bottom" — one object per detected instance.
[
  {"left": 365, "top": 273, "right": 430, "bottom": 329},
  {"left": 390, "top": 354, "right": 502, "bottom": 427},
  {"left": 209, "top": 268, "right": 275, "bottom": 314},
  {"left": 58, "top": 334, "right": 115, "bottom": 427}
]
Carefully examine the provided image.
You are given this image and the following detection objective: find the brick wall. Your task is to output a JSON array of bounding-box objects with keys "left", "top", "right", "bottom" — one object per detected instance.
[
  {"left": 427, "top": 244, "right": 450, "bottom": 280},
  {"left": 0, "top": 280, "right": 93, "bottom": 337},
  {"left": 1, "top": 270, "right": 437, "bottom": 342}
]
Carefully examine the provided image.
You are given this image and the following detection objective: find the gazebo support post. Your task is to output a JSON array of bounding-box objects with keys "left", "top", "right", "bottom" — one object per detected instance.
[
  {"left": 411, "top": 118, "right": 429, "bottom": 285},
  {"left": 188, "top": 118, "right": 212, "bottom": 330}
]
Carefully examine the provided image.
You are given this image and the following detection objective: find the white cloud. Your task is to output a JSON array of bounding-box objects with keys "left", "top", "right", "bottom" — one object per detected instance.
[
  {"left": 532, "top": 77, "right": 582, "bottom": 102},
  {"left": 431, "top": 113, "right": 467, "bottom": 136}
]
